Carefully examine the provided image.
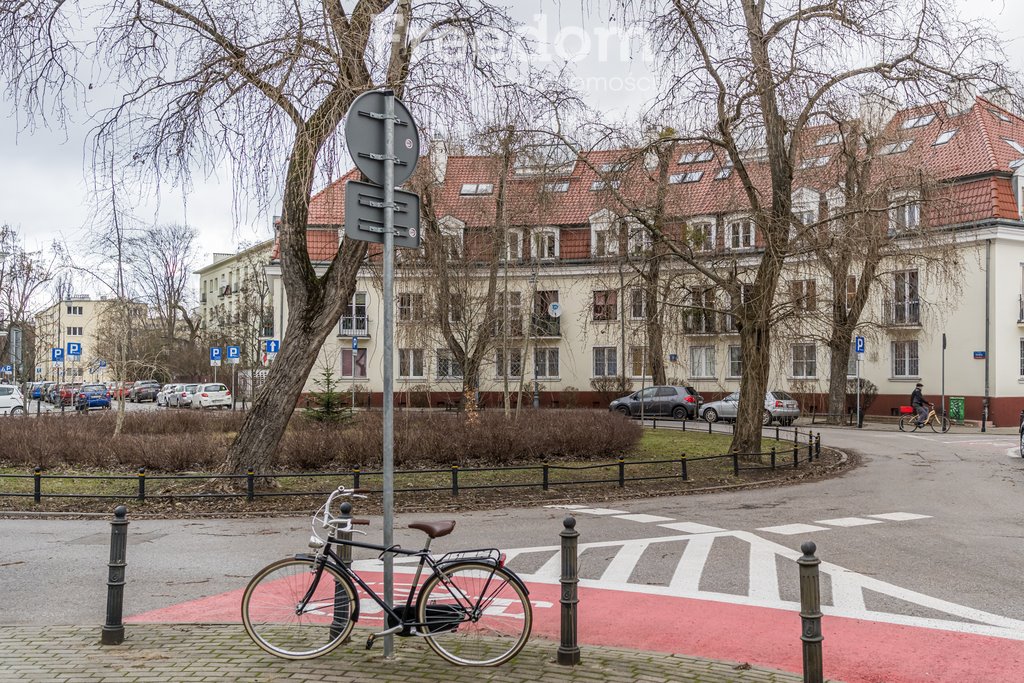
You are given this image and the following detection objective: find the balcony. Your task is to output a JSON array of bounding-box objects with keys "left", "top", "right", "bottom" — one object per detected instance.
[
  {"left": 1019, "top": 295, "right": 1024, "bottom": 324},
  {"left": 683, "top": 311, "right": 717, "bottom": 335},
  {"left": 339, "top": 316, "right": 370, "bottom": 337},
  {"left": 531, "top": 316, "right": 561, "bottom": 338},
  {"left": 882, "top": 300, "right": 920, "bottom": 326}
]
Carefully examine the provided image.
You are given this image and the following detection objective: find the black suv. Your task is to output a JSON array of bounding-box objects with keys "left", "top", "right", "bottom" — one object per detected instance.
[
  {"left": 609, "top": 385, "right": 704, "bottom": 419},
  {"left": 128, "top": 380, "right": 161, "bottom": 403}
]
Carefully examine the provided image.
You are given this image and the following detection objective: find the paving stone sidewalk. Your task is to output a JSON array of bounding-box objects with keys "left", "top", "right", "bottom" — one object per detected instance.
[{"left": 0, "top": 624, "right": 814, "bottom": 683}]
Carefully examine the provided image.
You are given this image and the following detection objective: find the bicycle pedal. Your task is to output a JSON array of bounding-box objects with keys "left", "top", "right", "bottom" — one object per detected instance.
[{"left": 365, "top": 634, "right": 375, "bottom": 650}]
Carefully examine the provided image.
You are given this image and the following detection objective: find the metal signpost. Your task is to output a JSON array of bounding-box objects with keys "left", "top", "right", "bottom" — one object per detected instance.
[
  {"left": 351, "top": 337, "right": 358, "bottom": 413},
  {"left": 210, "top": 347, "right": 222, "bottom": 382},
  {"left": 940, "top": 332, "right": 946, "bottom": 422},
  {"left": 227, "top": 346, "right": 240, "bottom": 410},
  {"left": 344, "top": 89, "right": 420, "bottom": 658},
  {"left": 855, "top": 336, "right": 865, "bottom": 428}
]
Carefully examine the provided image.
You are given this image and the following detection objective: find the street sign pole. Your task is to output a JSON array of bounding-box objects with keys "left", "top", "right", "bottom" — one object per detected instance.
[
  {"left": 352, "top": 337, "right": 358, "bottom": 414},
  {"left": 381, "top": 89, "right": 396, "bottom": 659},
  {"left": 941, "top": 332, "right": 946, "bottom": 421}
]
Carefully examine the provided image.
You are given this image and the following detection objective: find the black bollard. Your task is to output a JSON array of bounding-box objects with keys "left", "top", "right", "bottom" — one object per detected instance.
[
  {"left": 331, "top": 501, "right": 354, "bottom": 642},
  {"left": 557, "top": 516, "right": 580, "bottom": 666},
  {"left": 101, "top": 505, "right": 129, "bottom": 645},
  {"left": 798, "top": 541, "right": 823, "bottom": 683}
]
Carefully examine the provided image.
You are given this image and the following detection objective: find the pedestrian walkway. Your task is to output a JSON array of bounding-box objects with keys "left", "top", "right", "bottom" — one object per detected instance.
[{"left": 0, "top": 624, "right": 814, "bottom": 682}]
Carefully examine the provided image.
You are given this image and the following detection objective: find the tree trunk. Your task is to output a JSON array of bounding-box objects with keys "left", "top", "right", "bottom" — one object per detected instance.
[
  {"left": 731, "top": 317, "right": 772, "bottom": 455},
  {"left": 826, "top": 333, "right": 851, "bottom": 425}
]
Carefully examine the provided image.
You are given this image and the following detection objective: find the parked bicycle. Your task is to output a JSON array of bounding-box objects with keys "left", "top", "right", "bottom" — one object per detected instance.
[
  {"left": 898, "top": 405, "right": 950, "bottom": 433},
  {"left": 241, "top": 486, "right": 532, "bottom": 666}
]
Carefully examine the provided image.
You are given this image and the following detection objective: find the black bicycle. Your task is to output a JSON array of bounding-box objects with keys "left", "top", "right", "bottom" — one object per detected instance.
[{"left": 241, "top": 486, "right": 532, "bottom": 666}]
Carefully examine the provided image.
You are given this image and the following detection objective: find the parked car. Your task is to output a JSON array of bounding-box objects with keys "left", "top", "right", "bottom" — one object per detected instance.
[
  {"left": 191, "top": 383, "right": 231, "bottom": 410},
  {"left": 75, "top": 383, "right": 112, "bottom": 411},
  {"left": 43, "top": 381, "right": 58, "bottom": 403},
  {"left": 700, "top": 391, "right": 801, "bottom": 426},
  {"left": 608, "top": 385, "right": 704, "bottom": 420},
  {"left": 108, "top": 382, "right": 134, "bottom": 400},
  {"left": 170, "top": 383, "right": 199, "bottom": 408},
  {"left": 156, "top": 384, "right": 177, "bottom": 407},
  {"left": 0, "top": 384, "right": 26, "bottom": 416},
  {"left": 28, "top": 382, "right": 45, "bottom": 400},
  {"left": 57, "top": 382, "right": 83, "bottom": 407},
  {"left": 129, "top": 380, "right": 161, "bottom": 403}
]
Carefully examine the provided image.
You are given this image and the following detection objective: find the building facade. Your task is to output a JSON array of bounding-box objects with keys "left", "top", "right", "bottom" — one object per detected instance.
[{"left": 33, "top": 295, "right": 136, "bottom": 383}]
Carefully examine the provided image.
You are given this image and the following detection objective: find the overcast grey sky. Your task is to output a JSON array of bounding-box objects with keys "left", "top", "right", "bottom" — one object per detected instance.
[{"left": 2, "top": 0, "right": 1022, "bottom": 275}]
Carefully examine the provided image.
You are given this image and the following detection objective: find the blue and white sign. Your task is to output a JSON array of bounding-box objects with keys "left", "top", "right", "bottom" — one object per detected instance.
[
  {"left": 35, "top": 366, "right": 42, "bottom": 376},
  {"left": 98, "top": 360, "right": 107, "bottom": 368},
  {"left": 854, "top": 336, "right": 865, "bottom": 354},
  {"left": 227, "top": 345, "right": 241, "bottom": 364},
  {"left": 66, "top": 342, "right": 82, "bottom": 357},
  {"left": 210, "top": 347, "right": 222, "bottom": 367},
  {"left": 264, "top": 339, "right": 281, "bottom": 354},
  {"left": 351, "top": 337, "right": 359, "bottom": 351},
  {"left": 547, "top": 301, "right": 562, "bottom": 318},
  {"left": 51, "top": 347, "right": 64, "bottom": 363},
  {"left": 1, "top": 365, "right": 12, "bottom": 374}
]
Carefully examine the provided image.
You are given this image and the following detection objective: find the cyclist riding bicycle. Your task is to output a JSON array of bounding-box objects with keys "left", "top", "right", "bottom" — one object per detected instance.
[{"left": 910, "top": 382, "right": 933, "bottom": 428}]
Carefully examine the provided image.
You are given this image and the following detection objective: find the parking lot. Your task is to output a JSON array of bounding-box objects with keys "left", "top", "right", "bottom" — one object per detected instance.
[{"left": 19, "top": 397, "right": 245, "bottom": 416}]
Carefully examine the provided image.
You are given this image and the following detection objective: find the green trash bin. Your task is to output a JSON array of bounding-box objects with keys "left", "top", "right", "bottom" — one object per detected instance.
[{"left": 948, "top": 397, "right": 965, "bottom": 425}]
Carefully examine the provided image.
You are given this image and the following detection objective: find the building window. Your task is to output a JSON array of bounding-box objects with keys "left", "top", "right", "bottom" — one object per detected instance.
[
  {"left": 531, "top": 228, "right": 559, "bottom": 261},
  {"left": 798, "top": 156, "right": 830, "bottom": 169},
  {"left": 846, "top": 275, "right": 857, "bottom": 311},
  {"left": 397, "top": 293, "right": 425, "bottom": 322},
  {"left": 590, "top": 180, "right": 621, "bottom": 192},
  {"left": 340, "top": 292, "right": 368, "bottom": 336},
  {"left": 689, "top": 346, "right": 716, "bottom": 379},
  {"left": 726, "top": 284, "right": 752, "bottom": 332},
  {"left": 66, "top": 305, "right": 83, "bottom": 316},
  {"left": 934, "top": 129, "right": 957, "bottom": 145},
  {"left": 890, "top": 270, "right": 920, "bottom": 324},
  {"left": 593, "top": 347, "right": 618, "bottom": 377},
  {"left": 502, "top": 229, "right": 524, "bottom": 262},
  {"left": 630, "top": 289, "right": 646, "bottom": 319},
  {"left": 459, "top": 183, "right": 493, "bottom": 195},
  {"left": 593, "top": 290, "right": 618, "bottom": 321},
  {"left": 669, "top": 171, "right": 704, "bottom": 184},
  {"left": 535, "top": 348, "right": 559, "bottom": 378},
  {"left": 892, "top": 340, "right": 919, "bottom": 377},
  {"left": 678, "top": 150, "right": 714, "bottom": 163},
  {"left": 495, "top": 291, "right": 522, "bottom": 337},
  {"left": 436, "top": 222, "right": 463, "bottom": 260},
  {"left": 689, "top": 221, "right": 715, "bottom": 252},
  {"left": 726, "top": 219, "right": 755, "bottom": 249},
  {"left": 790, "top": 279, "right": 817, "bottom": 313},
  {"left": 436, "top": 349, "right": 463, "bottom": 380},
  {"left": 592, "top": 223, "right": 619, "bottom": 257},
  {"left": 902, "top": 113, "right": 936, "bottom": 129},
  {"left": 630, "top": 346, "right": 650, "bottom": 378},
  {"left": 340, "top": 348, "right": 368, "bottom": 379},
  {"left": 889, "top": 192, "right": 921, "bottom": 232},
  {"left": 533, "top": 291, "right": 561, "bottom": 337},
  {"left": 627, "top": 225, "right": 652, "bottom": 256},
  {"left": 495, "top": 348, "right": 522, "bottom": 378},
  {"left": 816, "top": 133, "right": 840, "bottom": 146},
  {"left": 544, "top": 181, "right": 570, "bottom": 193},
  {"left": 881, "top": 140, "right": 913, "bottom": 155},
  {"left": 599, "top": 162, "right": 629, "bottom": 173},
  {"left": 684, "top": 287, "right": 716, "bottom": 334},
  {"left": 66, "top": 326, "right": 83, "bottom": 336},
  {"left": 715, "top": 165, "right": 733, "bottom": 180},
  {"left": 792, "top": 343, "right": 817, "bottom": 378},
  {"left": 398, "top": 348, "right": 425, "bottom": 378},
  {"left": 727, "top": 345, "right": 743, "bottom": 378}
]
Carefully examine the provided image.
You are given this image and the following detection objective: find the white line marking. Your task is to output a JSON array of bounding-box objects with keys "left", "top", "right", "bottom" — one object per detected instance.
[
  {"left": 658, "top": 522, "right": 724, "bottom": 534},
  {"left": 747, "top": 538, "right": 781, "bottom": 601},
  {"left": 866, "top": 512, "right": 932, "bottom": 522},
  {"left": 669, "top": 535, "right": 714, "bottom": 592},
  {"left": 815, "top": 517, "right": 884, "bottom": 528},
  {"left": 614, "top": 514, "right": 675, "bottom": 523},
  {"left": 903, "top": 433, "right": 934, "bottom": 441},
  {"left": 828, "top": 565, "right": 867, "bottom": 611},
  {"left": 531, "top": 550, "right": 564, "bottom": 581},
  {"left": 544, "top": 504, "right": 588, "bottom": 509},
  {"left": 572, "top": 507, "right": 629, "bottom": 516},
  {"left": 756, "top": 523, "right": 829, "bottom": 535},
  {"left": 1007, "top": 447, "right": 1021, "bottom": 459},
  {"left": 600, "top": 541, "right": 650, "bottom": 582}
]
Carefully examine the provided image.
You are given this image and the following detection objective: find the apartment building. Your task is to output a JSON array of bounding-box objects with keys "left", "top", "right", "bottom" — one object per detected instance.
[
  {"left": 196, "top": 240, "right": 275, "bottom": 357},
  {"left": 244, "top": 94, "right": 1024, "bottom": 425}
]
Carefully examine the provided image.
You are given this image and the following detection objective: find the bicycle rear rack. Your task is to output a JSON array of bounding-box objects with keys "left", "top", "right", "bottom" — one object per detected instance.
[{"left": 437, "top": 547, "right": 502, "bottom": 566}]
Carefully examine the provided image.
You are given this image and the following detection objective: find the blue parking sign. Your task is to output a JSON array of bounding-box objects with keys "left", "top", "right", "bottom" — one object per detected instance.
[
  {"left": 210, "top": 347, "right": 222, "bottom": 360},
  {"left": 1, "top": 365, "right": 11, "bottom": 373},
  {"left": 351, "top": 337, "right": 358, "bottom": 351},
  {"left": 51, "top": 347, "right": 64, "bottom": 363},
  {"left": 66, "top": 342, "right": 82, "bottom": 357},
  {"left": 854, "top": 336, "right": 865, "bottom": 354},
  {"left": 227, "top": 345, "right": 240, "bottom": 358}
]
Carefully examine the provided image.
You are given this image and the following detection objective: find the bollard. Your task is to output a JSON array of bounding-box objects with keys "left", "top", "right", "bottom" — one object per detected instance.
[
  {"left": 708, "top": 420, "right": 712, "bottom": 434},
  {"left": 617, "top": 458, "right": 625, "bottom": 487},
  {"left": 101, "top": 505, "right": 129, "bottom": 645},
  {"left": 451, "top": 465, "right": 459, "bottom": 496},
  {"left": 807, "top": 435, "right": 813, "bottom": 462},
  {"left": 732, "top": 451, "right": 739, "bottom": 477},
  {"left": 775, "top": 424, "right": 779, "bottom": 441},
  {"left": 771, "top": 446, "right": 776, "bottom": 470},
  {"left": 682, "top": 418, "right": 686, "bottom": 432},
  {"left": 557, "top": 516, "right": 581, "bottom": 666},
  {"left": 543, "top": 463, "right": 550, "bottom": 491},
  {"left": 680, "top": 454, "right": 688, "bottom": 481},
  {"left": 137, "top": 467, "right": 146, "bottom": 502},
  {"left": 798, "top": 541, "right": 824, "bottom": 683},
  {"left": 352, "top": 467, "right": 361, "bottom": 489},
  {"left": 246, "top": 469, "right": 255, "bottom": 502},
  {"left": 332, "top": 501, "right": 354, "bottom": 642},
  {"left": 793, "top": 445, "right": 799, "bottom": 469},
  {"left": 33, "top": 467, "right": 41, "bottom": 504},
  {"left": 794, "top": 426, "right": 799, "bottom": 444}
]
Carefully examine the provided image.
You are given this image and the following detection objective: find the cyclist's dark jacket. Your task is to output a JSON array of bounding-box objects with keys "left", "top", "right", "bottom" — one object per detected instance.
[{"left": 911, "top": 387, "right": 925, "bottom": 407}]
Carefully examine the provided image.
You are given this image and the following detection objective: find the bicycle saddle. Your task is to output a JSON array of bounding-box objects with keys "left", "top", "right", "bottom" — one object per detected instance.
[{"left": 409, "top": 520, "right": 456, "bottom": 538}]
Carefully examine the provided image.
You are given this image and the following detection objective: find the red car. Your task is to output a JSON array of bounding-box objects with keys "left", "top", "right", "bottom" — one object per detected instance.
[
  {"left": 57, "top": 383, "right": 83, "bottom": 406},
  {"left": 108, "top": 382, "right": 134, "bottom": 400}
]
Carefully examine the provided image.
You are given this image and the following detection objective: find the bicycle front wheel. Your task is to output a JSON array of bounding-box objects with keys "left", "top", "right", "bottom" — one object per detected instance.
[
  {"left": 933, "top": 416, "right": 951, "bottom": 433},
  {"left": 241, "top": 557, "right": 357, "bottom": 660},
  {"left": 417, "top": 562, "right": 532, "bottom": 666}
]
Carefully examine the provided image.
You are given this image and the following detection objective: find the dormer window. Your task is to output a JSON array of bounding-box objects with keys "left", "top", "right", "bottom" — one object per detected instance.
[
  {"left": 502, "top": 228, "right": 524, "bottom": 262},
  {"left": 881, "top": 140, "right": 913, "bottom": 155},
  {"left": 715, "top": 165, "right": 733, "bottom": 180},
  {"left": 669, "top": 171, "right": 704, "bottom": 184},
  {"left": 460, "top": 183, "right": 493, "bottom": 195},
  {"left": 591, "top": 180, "right": 621, "bottom": 191},
  {"left": 934, "top": 130, "right": 957, "bottom": 145},
  {"left": 726, "top": 218, "right": 755, "bottom": 250},
  {"left": 598, "top": 162, "right": 628, "bottom": 173},
  {"left": 531, "top": 228, "right": 559, "bottom": 261},
  {"left": 678, "top": 150, "right": 714, "bottom": 164},
  {"left": 1005, "top": 139, "right": 1024, "bottom": 155},
  {"left": 901, "top": 113, "right": 936, "bottom": 129},
  {"left": 815, "top": 133, "right": 840, "bottom": 146},
  {"left": 798, "top": 156, "right": 829, "bottom": 169},
  {"left": 544, "top": 181, "right": 570, "bottom": 193},
  {"left": 888, "top": 190, "right": 921, "bottom": 233}
]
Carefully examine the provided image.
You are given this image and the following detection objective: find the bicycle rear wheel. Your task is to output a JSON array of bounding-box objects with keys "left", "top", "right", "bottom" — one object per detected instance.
[
  {"left": 898, "top": 416, "right": 908, "bottom": 432},
  {"left": 417, "top": 562, "right": 532, "bottom": 666},
  {"left": 241, "top": 557, "right": 356, "bottom": 660}
]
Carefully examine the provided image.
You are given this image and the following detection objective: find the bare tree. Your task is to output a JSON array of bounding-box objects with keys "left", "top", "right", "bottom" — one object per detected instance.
[
  {"left": 128, "top": 224, "right": 198, "bottom": 343},
  {"left": 4, "top": 0, "right": 528, "bottom": 474},
  {"left": 0, "top": 225, "right": 57, "bottom": 378}
]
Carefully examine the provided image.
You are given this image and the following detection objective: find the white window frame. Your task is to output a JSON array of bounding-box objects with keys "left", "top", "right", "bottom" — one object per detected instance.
[
  {"left": 459, "top": 183, "right": 494, "bottom": 195},
  {"left": 715, "top": 166, "right": 733, "bottom": 180},
  {"left": 902, "top": 113, "right": 936, "bottom": 129},
  {"left": 689, "top": 346, "right": 716, "bottom": 379},
  {"left": 502, "top": 228, "right": 524, "bottom": 262},
  {"left": 599, "top": 162, "right": 629, "bottom": 173},
  {"left": 495, "top": 348, "right": 522, "bottom": 379},
  {"left": 689, "top": 219, "right": 716, "bottom": 252},
  {"left": 66, "top": 326, "right": 83, "bottom": 336},
  {"left": 816, "top": 133, "right": 840, "bottom": 146},
  {"left": 629, "top": 288, "right": 646, "bottom": 319},
  {"left": 630, "top": 346, "right": 650, "bottom": 379},
  {"left": 543, "top": 181, "right": 570, "bottom": 193},
  {"left": 934, "top": 129, "right": 957, "bottom": 146},
  {"left": 438, "top": 218, "right": 465, "bottom": 260},
  {"left": 593, "top": 346, "right": 618, "bottom": 378},
  {"left": 531, "top": 227, "right": 560, "bottom": 261},
  {"left": 340, "top": 291, "right": 369, "bottom": 336},
  {"left": 891, "top": 340, "right": 920, "bottom": 378},
  {"left": 436, "top": 349, "right": 463, "bottom": 380},
  {"left": 593, "top": 289, "right": 618, "bottom": 322},
  {"left": 798, "top": 156, "right": 829, "bottom": 169},
  {"left": 398, "top": 348, "right": 425, "bottom": 379},
  {"left": 791, "top": 343, "right": 817, "bottom": 379},
  {"left": 669, "top": 171, "right": 704, "bottom": 184},
  {"left": 627, "top": 223, "right": 652, "bottom": 256},
  {"left": 397, "top": 292, "right": 425, "bottom": 322},
  {"left": 340, "top": 348, "right": 368, "bottom": 379},
  {"left": 888, "top": 191, "right": 921, "bottom": 233},
  {"left": 590, "top": 180, "right": 621, "bottom": 192},
  {"left": 881, "top": 140, "right": 913, "bottom": 155},
  {"left": 535, "top": 347, "right": 560, "bottom": 379},
  {"left": 727, "top": 345, "right": 743, "bottom": 378},
  {"left": 591, "top": 220, "right": 619, "bottom": 257},
  {"left": 678, "top": 150, "right": 714, "bottom": 163},
  {"left": 726, "top": 218, "right": 755, "bottom": 250}
]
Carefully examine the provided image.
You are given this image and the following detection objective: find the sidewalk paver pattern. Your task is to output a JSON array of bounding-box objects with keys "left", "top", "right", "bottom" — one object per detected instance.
[{"left": 0, "top": 625, "right": 810, "bottom": 683}]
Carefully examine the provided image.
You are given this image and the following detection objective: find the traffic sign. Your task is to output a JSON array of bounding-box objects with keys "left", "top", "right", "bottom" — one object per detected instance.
[
  {"left": 210, "top": 347, "right": 222, "bottom": 367},
  {"left": 854, "top": 336, "right": 865, "bottom": 354},
  {"left": 51, "top": 348, "right": 64, "bottom": 363},
  {"left": 343, "top": 180, "right": 421, "bottom": 248},
  {"left": 66, "top": 342, "right": 82, "bottom": 357},
  {"left": 352, "top": 337, "right": 359, "bottom": 351},
  {"left": 1, "top": 365, "right": 11, "bottom": 373},
  {"left": 264, "top": 340, "right": 280, "bottom": 354},
  {"left": 548, "top": 301, "right": 562, "bottom": 318},
  {"left": 98, "top": 360, "right": 107, "bottom": 368},
  {"left": 344, "top": 90, "right": 420, "bottom": 186},
  {"left": 227, "top": 345, "right": 241, "bottom": 364}
]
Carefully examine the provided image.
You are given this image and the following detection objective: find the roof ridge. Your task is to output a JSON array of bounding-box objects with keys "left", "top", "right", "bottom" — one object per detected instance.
[{"left": 969, "top": 98, "right": 1000, "bottom": 170}]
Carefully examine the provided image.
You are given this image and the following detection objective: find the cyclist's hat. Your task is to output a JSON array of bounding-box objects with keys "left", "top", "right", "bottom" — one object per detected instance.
[{"left": 915, "top": 382, "right": 923, "bottom": 387}]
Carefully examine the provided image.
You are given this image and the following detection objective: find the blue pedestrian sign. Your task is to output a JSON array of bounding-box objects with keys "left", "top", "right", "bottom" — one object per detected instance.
[
  {"left": 854, "top": 336, "right": 865, "bottom": 354},
  {"left": 264, "top": 340, "right": 280, "bottom": 354},
  {"left": 51, "top": 347, "right": 64, "bottom": 363},
  {"left": 210, "top": 347, "right": 222, "bottom": 367},
  {"left": 351, "top": 337, "right": 359, "bottom": 351},
  {"left": 227, "top": 345, "right": 241, "bottom": 364},
  {"left": 66, "top": 342, "right": 82, "bottom": 357}
]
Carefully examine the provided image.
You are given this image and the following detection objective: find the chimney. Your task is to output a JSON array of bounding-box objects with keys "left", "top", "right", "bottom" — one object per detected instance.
[
  {"left": 859, "top": 89, "right": 899, "bottom": 134},
  {"left": 946, "top": 82, "right": 977, "bottom": 118},
  {"left": 429, "top": 134, "right": 449, "bottom": 183}
]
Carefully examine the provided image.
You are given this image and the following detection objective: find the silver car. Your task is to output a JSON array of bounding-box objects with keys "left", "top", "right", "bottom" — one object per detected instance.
[{"left": 700, "top": 390, "right": 800, "bottom": 426}]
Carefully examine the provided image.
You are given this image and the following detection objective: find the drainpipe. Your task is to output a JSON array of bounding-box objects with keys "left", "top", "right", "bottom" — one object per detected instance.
[{"left": 983, "top": 239, "right": 991, "bottom": 432}]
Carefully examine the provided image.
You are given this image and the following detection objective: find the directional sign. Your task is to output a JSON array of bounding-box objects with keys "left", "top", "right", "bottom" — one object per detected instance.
[
  {"left": 66, "top": 342, "right": 82, "bottom": 357},
  {"left": 854, "top": 336, "right": 865, "bottom": 354},
  {"left": 227, "top": 345, "right": 241, "bottom": 364},
  {"left": 51, "top": 348, "right": 64, "bottom": 364},
  {"left": 210, "top": 347, "right": 222, "bottom": 367},
  {"left": 1, "top": 365, "right": 11, "bottom": 373},
  {"left": 264, "top": 340, "right": 280, "bottom": 354},
  {"left": 344, "top": 90, "right": 420, "bottom": 186},
  {"left": 343, "top": 180, "right": 421, "bottom": 248}
]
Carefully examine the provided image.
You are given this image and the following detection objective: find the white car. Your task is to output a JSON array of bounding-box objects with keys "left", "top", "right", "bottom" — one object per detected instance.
[
  {"left": 191, "top": 383, "right": 231, "bottom": 409},
  {"left": 156, "top": 384, "right": 176, "bottom": 407},
  {"left": 169, "top": 383, "right": 198, "bottom": 408},
  {"left": 0, "top": 384, "right": 27, "bottom": 416}
]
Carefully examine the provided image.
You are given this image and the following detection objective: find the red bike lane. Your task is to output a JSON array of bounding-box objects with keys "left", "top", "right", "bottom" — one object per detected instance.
[{"left": 128, "top": 571, "right": 1024, "bottom": 682}]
